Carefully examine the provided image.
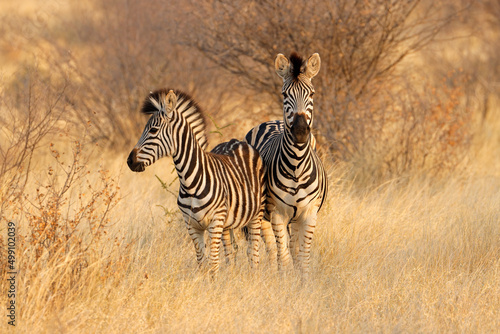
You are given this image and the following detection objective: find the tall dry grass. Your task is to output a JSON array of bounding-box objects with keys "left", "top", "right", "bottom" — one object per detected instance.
[
  {"left": 1, "top": 0, "right": 500, "bottom": 333},
  {"left": 2, "top": 148, "right": 499, "bottom": 333}
]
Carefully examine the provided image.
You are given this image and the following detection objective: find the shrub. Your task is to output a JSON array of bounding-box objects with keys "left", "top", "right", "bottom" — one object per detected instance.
[{"left": 178, "top": 0, "right": 471, "bottom": 178}]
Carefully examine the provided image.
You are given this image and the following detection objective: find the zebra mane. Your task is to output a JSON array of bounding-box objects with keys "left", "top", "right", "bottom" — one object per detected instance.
[
  {"left": 289, "top": 52, "right": 305, "bottom": 79},
  {"left": 141, "top": 88, "right": 208, "bottom": 151}
]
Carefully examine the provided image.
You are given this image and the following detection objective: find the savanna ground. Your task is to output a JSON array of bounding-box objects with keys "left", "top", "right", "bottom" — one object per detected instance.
[{"left": 1, "top": 0, "right": 499, "bottom": 332}]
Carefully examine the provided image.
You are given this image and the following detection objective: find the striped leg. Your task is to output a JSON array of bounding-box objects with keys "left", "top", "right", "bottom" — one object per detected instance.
[
  {"left": 185, "top": 221, "right": 206, "bottom": 267},
  {"left": 207, "top": 216, "right": 225, "bottom": 275},
  {"left": 271, "top": 210, "right": 292, "bottom": 270},
  {"left": 288, "top": 221, "right": 300, "bottom": 266},
  {"left": 261, "top": 219, "right": 277, "bottom": 266},
  {"left": 246, "top": 218, "right": 262, "bottom": 268},
  {"left": 222, "top": 229, "right": 236, "bottom": 265},
  {"left": 296, "top": 208, "right": 318, "bottom": 276}
]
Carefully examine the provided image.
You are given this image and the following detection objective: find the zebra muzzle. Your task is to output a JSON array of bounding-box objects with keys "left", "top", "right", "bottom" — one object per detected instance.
[
  {"left": 127, "top": 148, "right": 146, "bottom": 172},
  {"left": 290, "top": 113, "right": 310, "bottom": 144}
]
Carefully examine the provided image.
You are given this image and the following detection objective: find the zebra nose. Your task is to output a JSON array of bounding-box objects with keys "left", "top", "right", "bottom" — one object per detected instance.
[
  {"left": 291, "top": 113, "right": 310, "bottom": 144},
  {"left": 127, "top": 148, "right": 145, "bottom": 172}
]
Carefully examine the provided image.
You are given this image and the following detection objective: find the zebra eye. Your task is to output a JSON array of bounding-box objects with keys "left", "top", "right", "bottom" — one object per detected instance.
[
  {"left": 149, "top": 127, "right": 159, "bottom": 135},
  {"left": 309, "top": 92, "right": 315, "bottom": 98}
]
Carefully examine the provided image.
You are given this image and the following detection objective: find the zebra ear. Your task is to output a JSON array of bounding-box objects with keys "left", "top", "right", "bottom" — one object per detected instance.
[
  {"left": 166, "top": 90, "right": 177, "bottom": 119},
  {"left": 275, "top": 53, "right": 290, "bottom": 80},
  {"left": 305, "top": 53, "right": 321, "bottom": 79}
]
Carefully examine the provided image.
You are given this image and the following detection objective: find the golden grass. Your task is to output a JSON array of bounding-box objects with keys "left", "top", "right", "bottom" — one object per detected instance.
[{"left": 1, "top": 138, "right": 498, "bottom": 333}]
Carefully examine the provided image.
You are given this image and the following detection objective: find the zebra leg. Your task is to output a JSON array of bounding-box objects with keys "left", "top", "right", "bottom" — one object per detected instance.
[
  {"left": 207, "top": 217, "right": 225, "bottom": 276},
  {"left": 221, "top": 229, "right": 236, "bottom": 265},
  {"left": 270, "top": 210, "right": 292, "bottom": 270},
  {"left": 261, "top": 219, "right": 277, "bottom": 266},
  {"left": 288, "top": 221, "right": 300, "bottom": 266},
  {"left": 185, "top": 223, "right": 207, "bottom": 267},
  {"left": 296, "top": 207, "right": 319, "bottom": 276},
  {"left": 246, "top": 219, "right": 261, "bottom": 269}
]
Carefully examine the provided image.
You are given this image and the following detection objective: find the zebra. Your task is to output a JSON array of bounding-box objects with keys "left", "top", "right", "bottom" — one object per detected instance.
[
  {"left": 127, "top": 89, "right": 266, "bottom": 275},
  {"left": 245, "top": 52, "right": 328, "bottom": 274}
]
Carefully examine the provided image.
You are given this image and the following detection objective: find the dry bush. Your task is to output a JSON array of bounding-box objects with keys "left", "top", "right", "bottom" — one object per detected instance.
[
  {"left": 60, "top": 0, "right": 241, "bottom": 148},
  {"left": 57, "top": 0, "right": 186, "bottom": 147},
  {"left": 423, "top": 0, "right": 500, "bottom": 125},
  {"left": 338, "top": 70, "right": 473, "bottom": 183},
  {"left": 23, "top": 140, "right": 120, "bottom": 262},
  {"left": 0, "top": 67, "right": 67, "bottom": 276},
  {"left": 18, "top": 139, "right": 123, "bottom": 311},
  {"left": 0, "top": 63, "right": 125, "bottom": 318},
  {"left": 0, "top": 132, "right": 127, "bottom": 322},
  {"left": 0, "top": 0, "right": 236, "bottom": 149},
  {"left": 0, "top": 65, "right": 70, "bottom": 227},
  {"left": 182, "top": 0, "right": 452, "bottom": 97},
  {"left": 178, "top": 0, "right": 473, "bottom": 179}
]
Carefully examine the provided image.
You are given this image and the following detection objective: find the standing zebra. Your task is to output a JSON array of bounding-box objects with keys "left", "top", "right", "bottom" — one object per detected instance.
[
  {"left": 245, "top": 53, "right": 328, "bottom": 274},
  {"left": 127, "top": 89, "right": 266, "bottom": 275}
]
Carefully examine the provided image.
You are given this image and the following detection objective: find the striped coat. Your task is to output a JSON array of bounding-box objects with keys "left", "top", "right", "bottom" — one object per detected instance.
[
  {"left": 245, "top": 53, "right": 328, "bottom": 274},
  {"left": 128, "top": 89, "right": 265, "bottom": 274}
]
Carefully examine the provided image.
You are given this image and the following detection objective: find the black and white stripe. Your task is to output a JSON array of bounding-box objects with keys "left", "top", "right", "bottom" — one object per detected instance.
[
  {"left": 128, "top": 89, "right": 265, "bottom": 274},
  {"left": 245, "top": 53, "right": 327, "bottom": 274}
]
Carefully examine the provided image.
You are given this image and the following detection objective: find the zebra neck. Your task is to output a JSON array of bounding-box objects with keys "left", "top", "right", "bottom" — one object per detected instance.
[
  {"left": 172, "top": 122, "right": 207, "bottom": 193},
  {"left": 281, "top": 130, "right": 311, "bottom": 176}
]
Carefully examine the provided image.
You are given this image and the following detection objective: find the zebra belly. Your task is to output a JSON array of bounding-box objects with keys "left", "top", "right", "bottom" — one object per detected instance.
[
  {"left": 177, "top": 196, "right": 218, "bottom": 230},
  {"left": 177, "top": 197, "right": 256, "bottom": 231}
]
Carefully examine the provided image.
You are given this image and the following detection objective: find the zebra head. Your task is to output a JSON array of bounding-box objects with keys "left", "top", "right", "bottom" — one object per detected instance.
[
  {"left": 127, "top": 90, "right": 177, "bottom": 172},
  {"left": 275, "top": 52, "right": 320, "bottom": 144}
]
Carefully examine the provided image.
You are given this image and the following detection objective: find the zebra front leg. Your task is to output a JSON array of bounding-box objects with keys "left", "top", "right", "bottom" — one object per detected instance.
[
  {"left": 288, "top": 221, "right": 299, "bottom": 266},
  {"left": 222, "top": 229, "right": 236, "bottom": 265},
  {"left": 185, "top": 222, "right": 207, "bottom": 268},
  {"left": 270, "top": 210, "right": 292, "bottom": 270},
  {"left": 207, "top": 216, "right": 225, "bottom": 276},
  {"left": 246, "top": 219, "right": 262, "bottom": 269},
  {"left": 296, "top": 207, "right": 319, "bottom": 276}
]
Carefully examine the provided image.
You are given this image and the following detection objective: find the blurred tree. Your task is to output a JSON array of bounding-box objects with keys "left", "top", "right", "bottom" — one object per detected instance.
[
  {"left": 179, "top": 0, "right": 467, "bottom": 167},
  {"left": 0, "top": 0, "right": 479, "bottom": 179}
]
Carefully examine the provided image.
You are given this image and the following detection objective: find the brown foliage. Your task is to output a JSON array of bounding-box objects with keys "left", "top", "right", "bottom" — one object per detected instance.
[
  {"left": 24, "top": 140, "right": 120, "bottom": 263},
  {"left": 0, "top": 66, "right": 124, "bottom": 308},
  {"left": 0, "top": 66, "right": 70, "bottom": 225},
  {"left": 179, "top": 0, "right": 472, "bottom": 178},
  {"left": 343, "top": 71, "right": 473, "bottom": 183},
  {"left": 1, "top": 0, "right": 479, "bottom": 179}
]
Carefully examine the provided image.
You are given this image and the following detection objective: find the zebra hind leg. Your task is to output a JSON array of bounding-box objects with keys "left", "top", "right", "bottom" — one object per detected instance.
[
  {"left": 261, "top": 219, "right": 277, "bottom": 268},
  {"left": 246, "top": 218, "right": 261, "bottom": 269},
  {"left": 221, "top": 229, "right": 237, "bottom": 265}
]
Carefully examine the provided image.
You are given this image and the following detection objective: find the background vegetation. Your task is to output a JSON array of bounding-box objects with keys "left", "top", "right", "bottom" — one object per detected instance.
[{"left": 0, "top": 0, "right": 499, "bottom": 332}]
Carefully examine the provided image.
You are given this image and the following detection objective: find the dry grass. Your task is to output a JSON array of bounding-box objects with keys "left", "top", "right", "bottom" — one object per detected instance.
[{"left": 1, "top": 136, "right": 498, "bottom": 333}]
